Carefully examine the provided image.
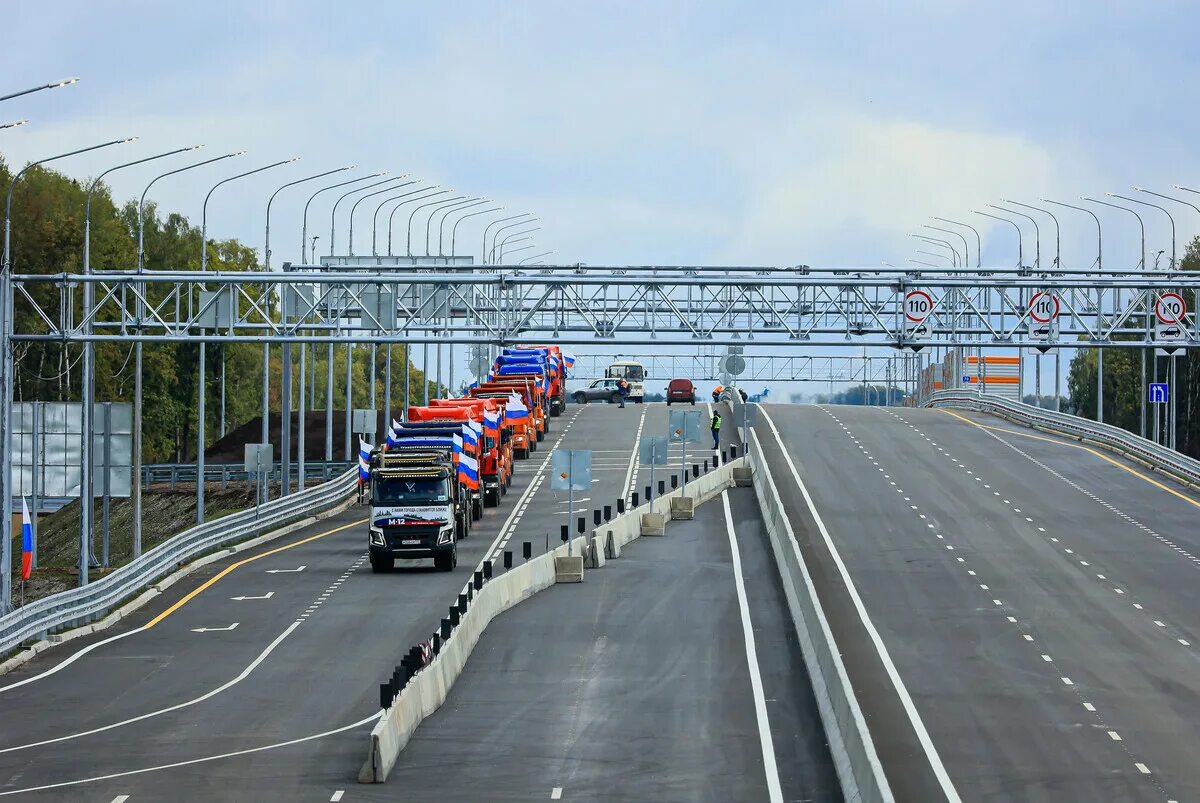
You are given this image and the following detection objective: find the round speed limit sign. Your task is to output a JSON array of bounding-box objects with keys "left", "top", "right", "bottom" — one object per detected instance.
[
  {"left": 1029, "top": 291, "right": 1060, "bottom": 323},
  {"left": 904, "top": 289, "right": 934, "bottom": 323},
  {"left": 1155, "top": 292, "right": 1187, "bottom": 324}
]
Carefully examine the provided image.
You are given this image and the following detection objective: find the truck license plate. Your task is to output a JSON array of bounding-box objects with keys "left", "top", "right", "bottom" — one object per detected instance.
[{"left": 401, "top": 539, "right": 421, "bottom": 546}]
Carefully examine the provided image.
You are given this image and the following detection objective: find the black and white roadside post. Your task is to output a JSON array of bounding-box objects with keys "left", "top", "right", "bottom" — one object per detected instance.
[{"left": 551, "top": 449, "right": 591, "bottom": 556}]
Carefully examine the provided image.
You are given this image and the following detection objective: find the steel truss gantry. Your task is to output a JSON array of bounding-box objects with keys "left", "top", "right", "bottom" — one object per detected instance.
[
  {"left": 5, "top": 264, "right": 1198, "bottom": 348},
  {"left": 569, "top": 354, "right": 906, "bottom": 384}
]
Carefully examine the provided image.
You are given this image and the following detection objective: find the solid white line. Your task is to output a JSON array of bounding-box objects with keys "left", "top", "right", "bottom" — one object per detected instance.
[
  {"left": 0, "top": 712, "right": 381, "bottom": 797},
  {"left": 0, "top": 628, "right": 140, "bottom": 695},
  {"left": 0, "top": 621, "right": 301, "bottom": 754},
  {"left": 762, "top": 407, "right": 960, "bottom": 802},
  {"left": 721, "top": 491, "right": 784, "bottom": 803},
  {"left": 622, "top": 404, "right": 648, "bottom": 497}
]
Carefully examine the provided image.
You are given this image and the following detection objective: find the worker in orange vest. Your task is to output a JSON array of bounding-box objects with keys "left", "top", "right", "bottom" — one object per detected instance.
[{"left": 712, "top": 384, "right": 724, "bottom": 403}]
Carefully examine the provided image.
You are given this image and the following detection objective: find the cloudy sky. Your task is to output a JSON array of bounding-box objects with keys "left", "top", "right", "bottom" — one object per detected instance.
[{"left": 3, "top": 1, "right": 1198, "bottom": 393}]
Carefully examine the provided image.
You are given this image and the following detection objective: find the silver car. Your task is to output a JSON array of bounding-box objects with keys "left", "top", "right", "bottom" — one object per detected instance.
[{"left": 572, "top": 378, "right": 625, "bottom": 404}]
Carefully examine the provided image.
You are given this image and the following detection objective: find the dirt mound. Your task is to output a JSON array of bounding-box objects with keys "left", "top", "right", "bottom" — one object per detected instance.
[{"left": 205, "top": 411, "right": 398, "bottom": 462}]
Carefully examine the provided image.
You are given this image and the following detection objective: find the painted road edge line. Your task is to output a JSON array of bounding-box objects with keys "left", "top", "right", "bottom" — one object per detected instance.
[
  {"left": 761, "top": 406, "right": 961, "bottom": 802},
  {"left": 721, "top": 490, "right": 784, "bottom": 803}
]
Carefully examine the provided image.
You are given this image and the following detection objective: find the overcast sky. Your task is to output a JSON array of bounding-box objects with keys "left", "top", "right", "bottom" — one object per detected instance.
[{"left": 4, "top": 2, "right": 1198, "bottom": 394}]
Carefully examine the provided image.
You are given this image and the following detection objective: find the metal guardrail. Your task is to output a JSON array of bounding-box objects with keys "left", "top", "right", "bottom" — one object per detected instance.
[
  {"left": 0, "top": 468, "right": 359, "bottom": 658},
  {"left": 142, "top": 461, "right": 352, "bottom": 487},
  {"left": 925, "top": 390, "right": 1200, "bottom": 489}
]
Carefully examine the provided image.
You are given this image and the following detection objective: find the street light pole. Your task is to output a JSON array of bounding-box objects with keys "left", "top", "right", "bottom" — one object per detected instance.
[
  {"left": 991, "top": 204, "right": 1041, "bottom": 270},
  {"left": 450, "top": 207, "right": 504, "bottom": 257},
  {"left": 933, "top": 218, "right": 982, "bottom": 268},
  {"left": 482, "top": 214, "right": 533, "bottom": 263},
  {"left": 519, "top": 251, "right": 554, "bottom": 264},
  {"left": 387, "top": 189, "right": 447, "bottom": 256},
  {"left": 329, "top": 175, "right": 399, "bottom": 255},
  {"left": 197, "top": 158, "right": 296, "bottom": 525},
  {"left": 439, "top": 200, "right": 493, "bottom": 256},
  {"left": 1113, "top": 192, "right": 1176, "bottom": 270},
  {"left": 349, "top": 179, "right": 416, "bottom": 255},
  {"left": 490, "top": 218, "right": 540, "bottom": 262},
  {"left": 301, "top": 173, "right": 380, "bottom": 262},
  {"left": 426, "top": 198, "right": 481, "bottom": 256},
  {"left": 81, "top": 146, "right": 199, "bottom": 570},
  {"left": 0, "top": 77, "right": 79, "bottom": 103},
  {"left": 921, "top": 225, "right": 970, "bottom": 268},
  {"left": 1003, "top": 201, "right": 1061, "bottom": 269},
  {"left": 971, "top": 210, "right": 1024, "bottom": 267},
  {"left": 2, "top": 136, "right": 134, "bottom": 609},
  {"left": 407, "top": 195, "right": 466, "bottom": 257},
  {"left": 130, "top": 149, "right": 244, "bottom": 562},
  {"left": 371, "top": 185, "right": 436, "bottom": 255},
  {"left": 266, "top": 166, "right": 353, "bottom": 269},
  {"left": 0, "top": 121, "right": 29, "bottom": 131},
  {"left": 910, "top": 235, "right": 959, "bottom": 266}
]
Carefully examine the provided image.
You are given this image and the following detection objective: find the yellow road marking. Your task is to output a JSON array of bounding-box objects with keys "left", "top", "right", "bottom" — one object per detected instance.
[
  {"left": 143, "top": 517, "right": 367, "bottom": 629},
  {"left": 938, "top": 409, "right": 1200, "bottom": 511}
]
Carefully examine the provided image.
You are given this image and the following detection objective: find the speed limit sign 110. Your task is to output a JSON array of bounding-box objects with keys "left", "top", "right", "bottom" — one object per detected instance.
[
  {"left": 1155, "top": 292, "right": 1188, "bottom": 343},
  {"left": 1027, "top": 291, "right": 1060, "bottom": 342},
  {"left": 903, "top": 289, "right": 934, "bottom": 340}
]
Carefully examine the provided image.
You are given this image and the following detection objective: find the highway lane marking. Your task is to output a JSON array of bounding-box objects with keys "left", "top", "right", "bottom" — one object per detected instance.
[
  {"left": 230, "top": 592, "right": 274, "bottom": 601},
  {"left": 110, "top": 797, "right": 129, "bottom": 803},
  {"left": 762, "top": 407, "right": 960, "bottom": 802},
  {"left": 265, "top": 565, "right": 307, "bottom": 574},
  {"left": 721, "top": 491, "right": 784, "bottom": 803},
  {"left": 330, "top": 792, "right": 344, "bottom": 802},
  {"left": 190, "top": 623, "right": 239, "bottom": 633},
  {"left": 0, "top": 620, "right": 300, "bottom": 755},
  {"left": 550, "top": 788, "right": 563, "bottom": 800},
  {"left": 0, "top": 711, "right": 382, "bottom": 797},
  {"left": 147, "top": 518, "right": 364, "bottom": 629}
]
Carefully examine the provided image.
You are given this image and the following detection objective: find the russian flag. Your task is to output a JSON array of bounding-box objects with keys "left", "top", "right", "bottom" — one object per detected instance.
[
  {"left": 461, "top": 424, "right": 479, "bottom": 450},
  {"left": 506, "top": 393, "right": 530, "bottom": 420},
  {"left": 20, "top": 498, "right": 32, "bottom": 581},
  {"left": 452, "top": 433, "right": 463, "bottom": 457},
  {"left": 563, "top": 352, "right": 576, "bottom": 369},
  {"left": 458, "top": 453, "right": 480, "bottom": 490},
  {"left": 386, "top": 419, "right": 401, "bottom": 449},
  {"left": 358, "top": 439, "right": 372, "bottom": 484},
  {"left": 483, "top": 409, "right": 500, "bottom": 438}
]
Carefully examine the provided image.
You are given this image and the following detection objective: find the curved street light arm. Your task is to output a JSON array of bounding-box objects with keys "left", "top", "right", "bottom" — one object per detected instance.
[
  {"left": 329, "top": 175, "right": 400, "bottom": 254},
  {"left": 387, "top": 189, "right": 447, "bottom": 256},
  {"left": 1082, "top": 197, "right": 1144, "bottom": 270},
  {"left": 482, "top": 214, "right": 534, "bottom": 262},
  {"left": 371, "top": 185, "right": 435, "bottom": 255},
  {"left": 1113, "top": 192, "right": 1176, "bottom": 270},
  {"left": 438, "top": 199, "right": 491, "bottom": 256},
  {"left": 266, "top": 166, "right": 353, "bottom": 268},
  {"left": 138, "top": 150, "right": 245, "bottom": 270},
  {"left": 1003, "top": 200, "right": 1061, "bottom": 269},
  {"left": 970, "top": 210, "right": 1024, "bottom": 267},
  {"left": 909, "top": 234, "right": 959, "bottom": 266},
  {"left": 1041, "top": 199, "right": 1104, "bottom": 271},
  {"left": 348, "top": 179, "right": 415, "bottom": 255},
  {"left": 490, "top": 218, "right": 540, "bottom": 262},
  {"left": 991, "top": 204, "right": 1041, "bottom": 270},
  {"left": 0, "top": 77, "right": 79, "bottom": 104},
  {"left": 301, "top": 173, "right": 380, "bottom": 263},
  {"left": 427, "top": 197, "right": 482, "bottom": 256},
  {"left": 921, "top": 225, "right": 970, "bottom": 268},
  {"left": 519, "top": 250, "right": 554, "bottom": 265},
  {"left": 450, "top": 206, "right": 504, "bottom": 257},
  {"left": 932, "top": 218, "right": 982, "bottom": 268},
  {"left": 407, "top": 195, "right": 467, "bottom": 257},
  {"left": 202, "top": 158, "right": 298, "bottom": 271}
]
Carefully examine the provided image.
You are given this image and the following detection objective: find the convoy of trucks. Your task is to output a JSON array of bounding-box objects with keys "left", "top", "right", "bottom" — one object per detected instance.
[{"left": 364, "top": 345, "right": 574, "bottom": 573}]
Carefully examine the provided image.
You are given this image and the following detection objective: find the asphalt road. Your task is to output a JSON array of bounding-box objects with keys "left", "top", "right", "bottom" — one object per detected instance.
[
  {"left": 378, "top": 485, "right": 840, "bottom": 802},
  {"left": 0, "top": 402, "right": 686, "bottom": 801},
  {"left": 763, "top": 402, "right": 1200, "bottom": 802}
]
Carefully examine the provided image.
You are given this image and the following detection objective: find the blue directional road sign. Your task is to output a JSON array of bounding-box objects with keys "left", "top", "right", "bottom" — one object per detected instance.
[{"left": 1149, "top": 383, "right": 1169, "bottom": 404}]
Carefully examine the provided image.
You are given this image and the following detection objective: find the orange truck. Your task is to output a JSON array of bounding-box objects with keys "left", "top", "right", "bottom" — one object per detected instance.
[
  {"left": 429, "top": 398, "right": 513, "bottom": 505},
  {"left": 476, "top": 378, "right": 547, "bottom": 442},
  {"left": 405, "top": 406, "right": 500, "bottom": 509},
  {"left": 469, "top": 381, "right": 543, "bottom": 459}
]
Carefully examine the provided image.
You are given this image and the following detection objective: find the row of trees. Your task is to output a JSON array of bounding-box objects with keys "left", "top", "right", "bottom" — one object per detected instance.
[
  {"left": 1067, "top": 236, "right": 1200, "bottom": 457},
  {"left": 1, "top": 156, "right": 435, "bottom": 462}
]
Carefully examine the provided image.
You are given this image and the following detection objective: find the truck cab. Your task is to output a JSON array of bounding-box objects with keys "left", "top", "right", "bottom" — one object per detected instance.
[{"left": 367, "top": 454, "right": 459, "bottom": 573}]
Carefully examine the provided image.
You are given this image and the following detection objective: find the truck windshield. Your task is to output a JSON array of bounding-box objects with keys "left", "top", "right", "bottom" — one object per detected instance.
[{"left": 372, "top": 477, "right": 448, "bottom": 505}]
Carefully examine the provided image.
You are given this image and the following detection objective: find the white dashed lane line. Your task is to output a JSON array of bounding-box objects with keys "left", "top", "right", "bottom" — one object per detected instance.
[{"left": 820, "top": 406, "right": 1173, "bottom": 794}]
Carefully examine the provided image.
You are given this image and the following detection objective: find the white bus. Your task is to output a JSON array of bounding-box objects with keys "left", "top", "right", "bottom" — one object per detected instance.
[{"left": 605, "top": 360, "right": 646, "bottom": 403}]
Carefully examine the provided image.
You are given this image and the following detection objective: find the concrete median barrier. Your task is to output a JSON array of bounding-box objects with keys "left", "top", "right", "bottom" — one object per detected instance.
[
  {"left": 361, "top": 456, "right": 746, "bottom": 783},
  {"left": 747, "top": 430, "right": 891, "bottom": 802}
]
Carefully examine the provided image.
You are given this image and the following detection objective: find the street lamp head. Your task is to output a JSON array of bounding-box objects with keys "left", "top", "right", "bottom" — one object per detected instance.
[
  {"left": 344, "top": 164, "right": 357, "bottom": 170},
  {"left": 1104, "top": 192, "right": 1116, "bottom": 198},
  {"left": 287, "top": 156, "right": 301, "bottom": 163},
  {"left": 190, "top": 144, "right": 205, "bottom": 151},
  {"left": 0, "top": 120, "right": 29, "bottom": 129},
  {"left": 1133, "top": 186, "right": 1147, "bottom": 192},
  {"left": 122, "top": 137, "right": 139, "bottom": 143},
  {"left": 53, "top": 77, "right": 81, "bottom": 88}
]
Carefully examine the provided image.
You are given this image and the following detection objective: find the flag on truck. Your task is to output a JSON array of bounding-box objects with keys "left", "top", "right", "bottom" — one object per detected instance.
[
  {"left": 506, "top": 393, "right": 530, "bottom": 420},
  {"left": 483, "top": 409, "right": 500, "bottom": 438},
  {"left": 452, "top": 433, "right": 463, "bottom": 456},
  {"left": 21, "top": 498, "right": 33, "bottom": 581},
  {"left": 358, "top": 439, "right": 372, "bottom": 485},
  {"left": 461, "top": 423, "right": 479, "bottom": 450},
  {"left": 458, "top": 452, "right": 480, "bottom": 490},
  {"left": 563, "top": 352, "right": 576, "bottom": 369},
  {"left": 386, "top": 420, "right": 401, "bottom": 449}
]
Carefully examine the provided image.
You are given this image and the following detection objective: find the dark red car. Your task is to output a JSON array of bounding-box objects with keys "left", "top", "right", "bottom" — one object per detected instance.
[{"left": 666, "top": 378, "right": 696, "bottom": 405}]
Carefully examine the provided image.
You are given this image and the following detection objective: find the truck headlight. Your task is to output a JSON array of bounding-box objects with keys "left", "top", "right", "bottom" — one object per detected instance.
[
  {"left": 437, "top": 526, "right": 454, "bottom": 545},
  {"left": 369, "top": 527, "right": 385, "bottom": 546}
]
